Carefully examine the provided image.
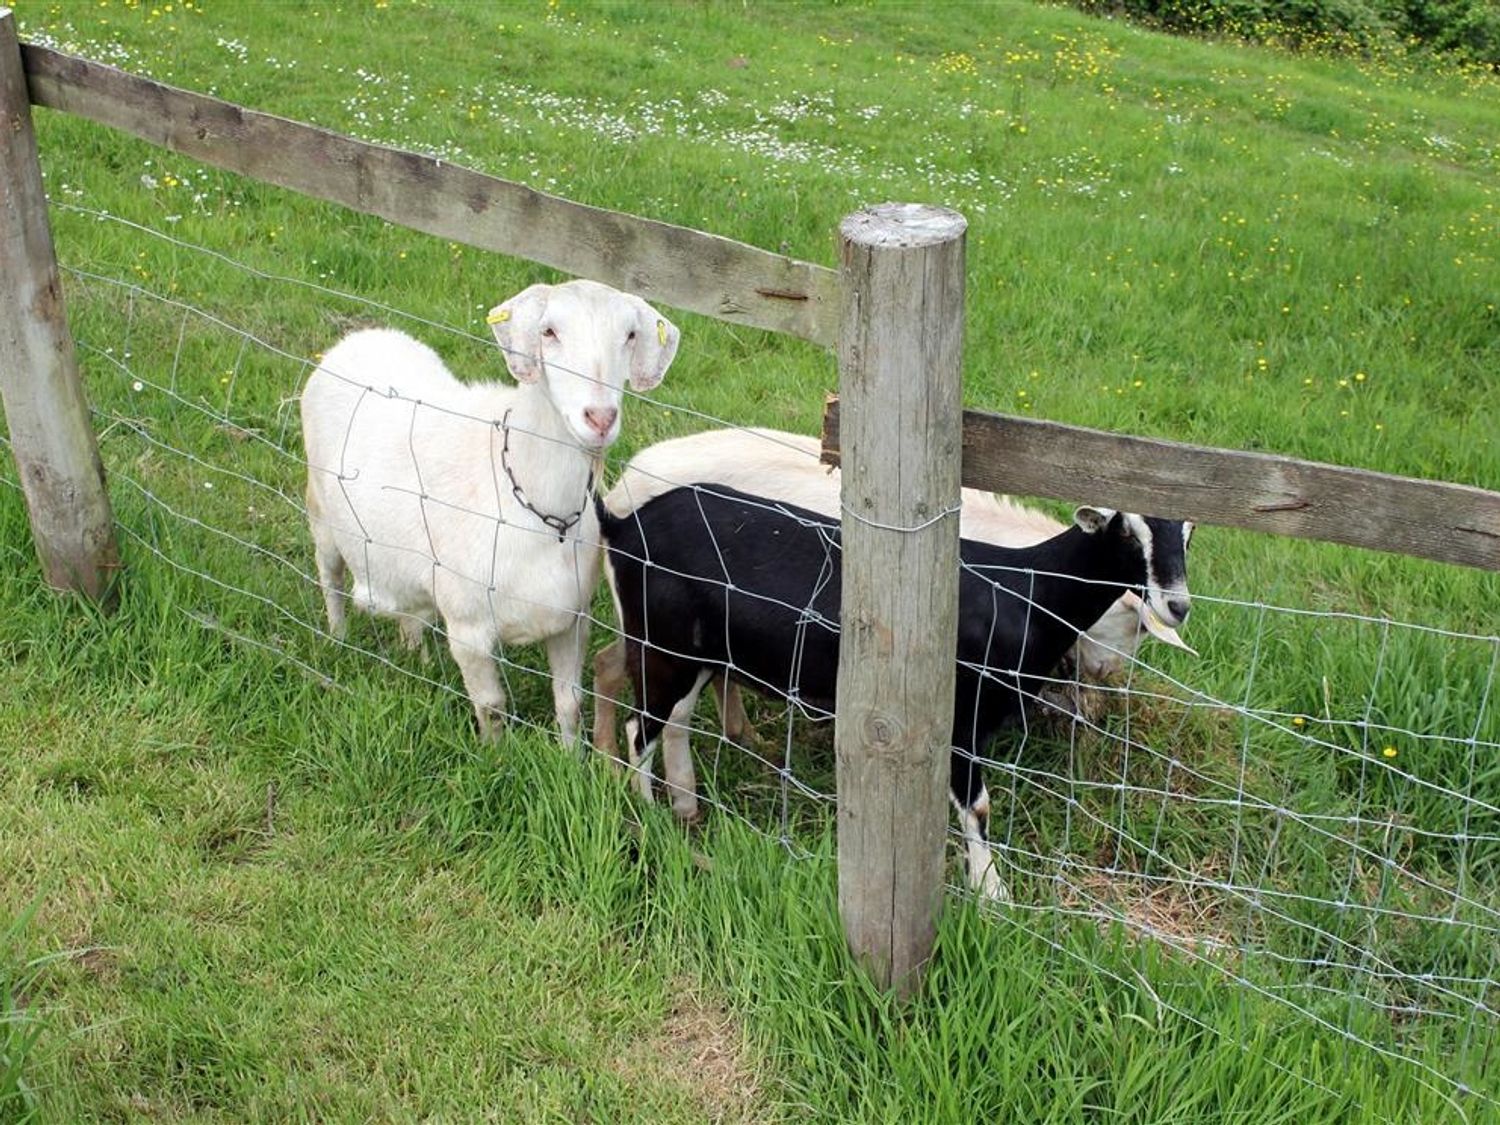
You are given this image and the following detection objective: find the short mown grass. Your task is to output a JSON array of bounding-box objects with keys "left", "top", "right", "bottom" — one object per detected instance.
[{"left": 3, "top": 0, "right": 1498, "bottom": 1120}]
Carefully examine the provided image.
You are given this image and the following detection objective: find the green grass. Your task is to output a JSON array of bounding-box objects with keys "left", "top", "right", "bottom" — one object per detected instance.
[
  {"left": 1, "top": 903, "right": 44, "bottom": 1124},
  {"left": 2, "top": 0, "right": 1499, "bottom": 1120}
]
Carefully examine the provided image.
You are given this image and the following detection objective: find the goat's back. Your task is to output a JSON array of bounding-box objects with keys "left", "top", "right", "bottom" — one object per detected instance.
[
  {"left": 605, "top": 428, "right": 832, "bottom": 519},
  {"left": 302, "top": 328, "right": 478, "bottom": 479},
  {"left": 606, "top": 426, "right": 1071, "bottom": 546},
  {"left": 302, "top": 328, "right": 500, "bottom": 531}
]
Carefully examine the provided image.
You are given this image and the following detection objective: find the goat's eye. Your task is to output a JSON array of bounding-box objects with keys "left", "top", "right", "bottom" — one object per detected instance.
[
  {"left": 541, "top": 327, "right": 558, "bottom": 341},
  {"left": 626, "top": 330, "right": 637, "bottom": 343}
]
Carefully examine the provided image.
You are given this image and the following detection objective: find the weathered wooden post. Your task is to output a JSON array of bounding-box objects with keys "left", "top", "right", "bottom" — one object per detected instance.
[
  {"left": 0, "top": 8, "right": 118, "bottom": 602},
  {"left": 835, "top": 203, "right": 965, "bottom": 996}
]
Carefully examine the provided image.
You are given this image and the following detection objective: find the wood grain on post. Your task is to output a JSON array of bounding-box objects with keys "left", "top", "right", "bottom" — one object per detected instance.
[
  {"left": 0, "top": 9, "right": 118, "bottom": 602},
  {"left": 835, "top": 203, "right": 965, "bottom": 996}
]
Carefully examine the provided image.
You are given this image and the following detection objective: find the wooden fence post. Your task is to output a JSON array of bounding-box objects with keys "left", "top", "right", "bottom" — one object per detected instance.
[
  {"left": 0, "top": 8, "right": 118, "bottom": 602},
  {"left": 835, "top": 203, "right": 965, "bottom": 996}
]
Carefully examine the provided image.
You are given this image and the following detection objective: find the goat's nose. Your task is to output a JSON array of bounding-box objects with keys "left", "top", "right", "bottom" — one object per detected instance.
[
  {"left": 583, "top": 406, "right": 618, "bottom": 437},
  {"left": 1166, "top": 597, "right": 1191, "bottom": 625}
]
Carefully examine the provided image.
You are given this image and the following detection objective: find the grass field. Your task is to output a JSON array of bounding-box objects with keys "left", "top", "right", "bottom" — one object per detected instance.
[{"left": 2, "top": 1, "right": 1498, "bottom": 1121}]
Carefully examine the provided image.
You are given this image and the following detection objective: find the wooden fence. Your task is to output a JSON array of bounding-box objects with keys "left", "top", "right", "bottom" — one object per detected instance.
[
  {"left": 821, "top": 402, "right": 1500, "bottom": 572},
  {"left": 1, "top": 8, "right": 1497, "bottom": 999}
]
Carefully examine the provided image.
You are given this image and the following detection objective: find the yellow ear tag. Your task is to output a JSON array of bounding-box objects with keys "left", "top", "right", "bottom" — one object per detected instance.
[
  {"left": 486, "top": 308, "right": 511, "bottom": 325},
  {"left": 656, "top": 319, "right": 668, "bottom": 346}
]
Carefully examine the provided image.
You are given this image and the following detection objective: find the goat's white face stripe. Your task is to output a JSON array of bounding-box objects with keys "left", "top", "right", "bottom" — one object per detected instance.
[
  {"left": 1125, "top": 514, "right": 1191, "bottom": 627},
  {"left": 1122, "top": 512, "right": 1156, "bottom": 596}
]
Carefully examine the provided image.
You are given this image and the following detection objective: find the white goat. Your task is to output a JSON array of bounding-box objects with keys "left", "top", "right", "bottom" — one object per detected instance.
[
  {"left": 301, "top": 279, "right": 679, "bottom": 746},
  {"left": 592, "top": 427, "right": 1190, "bottom": 772}
]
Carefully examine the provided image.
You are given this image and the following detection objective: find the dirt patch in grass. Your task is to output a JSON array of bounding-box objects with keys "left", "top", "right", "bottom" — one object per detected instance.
[
  {"left": 614, "top": 980, "right": 770, "bottom": 1124},
  {"left": 1061, "top": 863, "right": 1238, "bottom": 955},
  {"left": 69, "top": 944, "right": 121, "bottom": 986}
]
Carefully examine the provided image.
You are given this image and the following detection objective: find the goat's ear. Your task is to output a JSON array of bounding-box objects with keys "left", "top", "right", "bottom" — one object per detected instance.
[
  {"left": 487, "top": 284, "right": 549, "bottom": 384},
  {"left": 1074, "top": 506, "right": 1116, "bottom": 534},
  {"left": 628, "top": 297, "right": 679, "bottom": 392}
]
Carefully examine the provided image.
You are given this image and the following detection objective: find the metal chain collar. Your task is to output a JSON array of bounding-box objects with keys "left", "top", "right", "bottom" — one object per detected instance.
[{"left": 497, "top": 409, "right": 593, "bottom": 542}]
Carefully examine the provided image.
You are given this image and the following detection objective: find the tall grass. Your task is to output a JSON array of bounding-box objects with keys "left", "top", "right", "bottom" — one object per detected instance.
[
  {"left": 2, "top": 0, "right": 1497, "bottom": 1120},
  {"left": 1, "top": 905, "right": 43, "bottom": 1125}
]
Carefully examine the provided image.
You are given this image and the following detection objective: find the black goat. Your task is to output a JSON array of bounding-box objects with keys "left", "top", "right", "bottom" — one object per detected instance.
[{"left": 596, "top": 485, "right": 1192, "bottom": 899}]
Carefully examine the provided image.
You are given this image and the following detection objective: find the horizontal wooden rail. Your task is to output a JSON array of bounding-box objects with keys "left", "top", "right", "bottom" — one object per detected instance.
[
  {"left": 822, "top": 399, "right": 1500, "bottom": 572},
  {"left": 21, "top": 42, "right": 840, "bottom": 345}
]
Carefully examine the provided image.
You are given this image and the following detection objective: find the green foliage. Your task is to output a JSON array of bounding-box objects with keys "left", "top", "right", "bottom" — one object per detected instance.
[
  {"left": 1075, "top": 0, "right": 1500, "bottom": 63},
  {"left": 1400, "top": 0, "right": 1500, "bottom": 60}
]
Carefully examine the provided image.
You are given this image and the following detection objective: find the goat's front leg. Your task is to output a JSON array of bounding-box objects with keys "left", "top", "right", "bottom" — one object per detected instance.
[
  {"left": 590, "top": 639, "right": 628, "bottom": 766},
  {"left": 308, "top": 507, "right": 349, "bottom": 639},
  {"left": 953, "top": 786, "right": 1008, "bottom": 902},
  {"left": 950, "top": 752, "right": 1009, "bottom": 902},
  {"left": 544, "top": 617, "right": 588, "bottom": 751},
  {"left": 445, "top": 621, "right": 507, "bottom": 741},
  {"left": 659, "top": 669, "right": 711, "bottom": 824}
]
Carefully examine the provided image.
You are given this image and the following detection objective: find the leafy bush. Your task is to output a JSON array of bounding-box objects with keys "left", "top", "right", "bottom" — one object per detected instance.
[
  {"left": 1072, "top": 0, "right": 1500, "bottom": 65},
  {"left": 1398, "top": 0, "right": 1500, "bottom": 62}
]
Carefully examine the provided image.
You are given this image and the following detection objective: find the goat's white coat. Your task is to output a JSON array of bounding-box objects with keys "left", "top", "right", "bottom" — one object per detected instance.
[{"left": 301, "top": 279, "right": 678, "bottom": 745}]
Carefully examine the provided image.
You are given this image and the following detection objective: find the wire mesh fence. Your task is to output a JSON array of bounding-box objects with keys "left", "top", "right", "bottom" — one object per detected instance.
[{"left": 4, "top": 206, "right": 1497, "bottom": 1112}]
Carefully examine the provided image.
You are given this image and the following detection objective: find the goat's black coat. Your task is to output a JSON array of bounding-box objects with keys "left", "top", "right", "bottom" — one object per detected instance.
[{"left": 597, "top": 485, "right": 1187, "bottom": 856}]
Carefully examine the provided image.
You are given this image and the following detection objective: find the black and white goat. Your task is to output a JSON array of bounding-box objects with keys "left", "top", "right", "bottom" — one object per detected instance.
[
  {"left": 596, "top": 485, "right": 1193, "bottom": 900},
  {"left": 591, "top": 427, "right": 1193, "bottom": 761}
]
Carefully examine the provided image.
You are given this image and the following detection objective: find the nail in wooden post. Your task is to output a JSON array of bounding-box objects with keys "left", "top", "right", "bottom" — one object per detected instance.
[
  {"left": 835, "top": 203, "right": 965, "bottom": 996},
  {"left": 0, "top": 8, "right": 118, "bottom": 603}
]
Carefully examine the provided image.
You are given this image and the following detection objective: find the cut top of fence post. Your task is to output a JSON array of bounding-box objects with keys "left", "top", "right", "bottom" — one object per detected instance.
[{"left": 841, "top": 202, "right": 968, "bottom": 250}]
